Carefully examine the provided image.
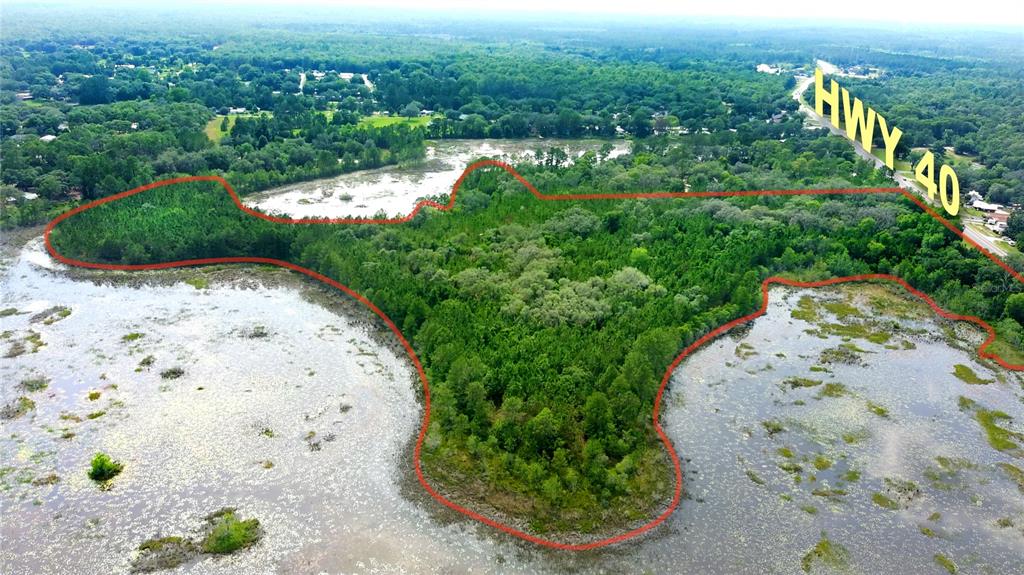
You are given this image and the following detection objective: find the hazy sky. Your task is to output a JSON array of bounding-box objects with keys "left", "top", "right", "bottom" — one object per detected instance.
[
  {"left": 328, "top": 0, "right": 1023, "bottom": 26},
  {"left": 11, "top": 0, "right": 1024, "bottom": 27}
]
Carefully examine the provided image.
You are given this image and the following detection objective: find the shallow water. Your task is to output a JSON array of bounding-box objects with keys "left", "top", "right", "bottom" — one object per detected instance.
[
  {"left": 2, "top": 240, "right": 1022, "bottom": 574},
  {"left": 247, "top": 138, "right": 629, "bottom": 219}
]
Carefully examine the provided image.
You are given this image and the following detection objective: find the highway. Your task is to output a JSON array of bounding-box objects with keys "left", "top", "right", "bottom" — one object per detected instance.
[{"left": 962, "top": 221, "right": 1008, "bottom": 257}]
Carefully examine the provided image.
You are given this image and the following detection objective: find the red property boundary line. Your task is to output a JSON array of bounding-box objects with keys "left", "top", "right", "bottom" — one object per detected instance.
[{"left": 42, "top": 160, "right": 1024, "bottom": 551}]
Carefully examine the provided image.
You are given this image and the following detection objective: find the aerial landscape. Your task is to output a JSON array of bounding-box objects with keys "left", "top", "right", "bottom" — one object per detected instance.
[{"left": 1, "top": 1, "right": 1023, "bottom": 573}]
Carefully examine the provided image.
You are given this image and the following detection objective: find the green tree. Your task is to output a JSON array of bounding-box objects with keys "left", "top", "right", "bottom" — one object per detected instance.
[
  {"left": 78, "top": 76, "right": 111, "bottom": 105},
  {"left": 1005, "top": 293, "right": 1024, "bottom": 324},
  {"left": 527, "top": 407, "right": 559, "bottom": 455}
]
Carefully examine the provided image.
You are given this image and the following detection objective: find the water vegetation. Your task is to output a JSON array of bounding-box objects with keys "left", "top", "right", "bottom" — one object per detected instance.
[
  {"left": 1, "top": 396, "right": 36, "bottom": 420},
  {"left": 201, "top": 508, "right": 262, "bottom": 554},
  {"left": 800, "top": 534, "right": 849, "bottom": 573},
  {"left": 951, "top": 364, "right": 991, "bottom": 385},
  {"left": 934, "top": 553, "right": 957, "bottom": 574},
  {"left": 131, "top": 508, "right": 262, "bottom": 572},
  {"left": 159, "top": 367, "right": 185, "bottom": 380},
  {"left": 19, "top": 376, "right": 49, "bottom": 392},
  {"left": 871, "top": 492, "right": 899, "bottom": 510}
]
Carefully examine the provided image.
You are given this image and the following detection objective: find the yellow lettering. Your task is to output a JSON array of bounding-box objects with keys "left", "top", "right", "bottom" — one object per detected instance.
[
  {"left": 841, "top": 88, "right": 876, "bottom": 152},
  {"left": 815, "top": 68, "right": 840, "bottom": 128},
  {"left": 915, "top": 151, "right": 937, "bottom": 199},
  {"left": 877, "top": 114, "right": 903, "bottom": 170},
  {"left": 939, "top": 164, "right": 960, "bottom": 216}
]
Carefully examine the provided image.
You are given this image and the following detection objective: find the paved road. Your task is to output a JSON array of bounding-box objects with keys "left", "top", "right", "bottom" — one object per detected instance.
[
  {"left": 963, "top": 222, "right": 1008, "bottom": 257},
  {"left": 792, "top": 73, "right": 937, "bottom": 206}
]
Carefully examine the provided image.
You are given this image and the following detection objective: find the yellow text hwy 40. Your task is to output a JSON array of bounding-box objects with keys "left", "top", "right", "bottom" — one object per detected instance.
[{"left": 815, "top": 68, "right": 960, "bottom": 216}]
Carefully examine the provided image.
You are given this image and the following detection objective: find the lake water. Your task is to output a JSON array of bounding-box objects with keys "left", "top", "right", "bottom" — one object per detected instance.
[
  {"left": 247, "top": 138, "right": 630, "bottom": 220},
  {"left": 2, "top": 235, "right": 1022, "bottom": 574}
]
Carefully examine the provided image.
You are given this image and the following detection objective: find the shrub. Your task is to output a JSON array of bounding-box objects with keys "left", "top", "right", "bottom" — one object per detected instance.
[{"left": 88, "top": 452, "right": 123, "bottom": 482}]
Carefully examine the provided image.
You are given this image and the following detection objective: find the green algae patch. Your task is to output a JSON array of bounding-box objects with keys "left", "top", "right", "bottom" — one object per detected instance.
[
  {"left": 1, "top": 396, "right": 36, "bottom": 420},
  {"left": 925, "top": 457, "right": 976, "bottom": 490},
  {"left": 762, "top": 419, "right": 785, "bottom": 436},
  {"left": 819, "top": 345, "right": 861, "bottom": 365},
  {"left": 952, "top": 364, "right": 991, "bottom": 385},
  {"left": 122, "top": 332, "right": 145, "bottom": 343},
  {"left": 871, "top": 492, "right": 899, "bottom": 510},
  {"left": 745, "top": 470, "right": 766, "bottom": 485},
  {"left": 840, "top": 342, "right": 870, "bottom": 354},
  {"left": 997, "top": 463, "right": 1024, "bottom": 493},
  {"left": 19, "top": 376, "right": 50, "bottom": 392},
  {"left": 934, "top": 553, "right": 957, "bottom": 574},
  {"left": 823, "top": 301, "right": 862, "bottom": 319},
  {"left": 866, "top": 401, "right": 889, "bottom": 418},
  {"left": 801, "top": 534, "right": 849, "bottom": 573},
  {"left": 817, "top": 383, "right": 848, "bottom": 399},
  {"left": 784, "top": 377, "right": 822, "bottom": 389},
  {"left": 792, "top": 296, "right": 820, "bottom": 322},
  {"left": 957, "top": 396, "right": 976, "bottom": 411},
  {"left": 735, "top": 342, "right": 757, "bottom": 359},
  {"left": 779, "top": 461, "right": 803, "bottom": 474},
  {"left": 133, "top": 536, "right": 196, "bottom": 572},
  {"left": 201, "top": 509, "right": 262, "bottom": 554},
  {"left": 975, "top": 409, "right": 1022, "bottom": 452},
  {"left": 812, "top": 454, "right": 833, "bottom": 471},
  {"left": 842, "top": 429, "right": 869, "bottom": 444},
  {"left": 160, "top": 367, "right": 185, "bottom": 380},
  {"left": 821, "top": 322, "right": 891, "bottom": 344}
]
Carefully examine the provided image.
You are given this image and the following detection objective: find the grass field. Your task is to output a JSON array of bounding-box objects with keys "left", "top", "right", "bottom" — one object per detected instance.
[
  {"left": 357, "top": 115, "right": 435, "bottom": 128},
  {"left": 204, "top": 113, "right": 432, "bottom": 142},
  {"left": 203, "top": 113, "right": 271, "bottom": 143},
  {"left": 870, "top": 148, "right": 912, "bottom": 171}
]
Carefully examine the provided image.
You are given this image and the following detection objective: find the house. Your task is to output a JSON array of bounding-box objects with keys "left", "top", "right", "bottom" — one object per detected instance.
[
  {"left": 15, "top": 91, "right": 33, "bottom": 101},
  {"left": 990, "top": 209, "right": 1011, "bottom": 224},
  {"left": 228, "top": 107, "right": 247, "bottom": 114},
  {"left": 972, "top": 200, "right": 1003, "bottom": 212},
  {"left": 987, "top": 221, "right": 1008, "bottom": 234},
  {"left": 39, "top": 135, "right": 57, "bottom": 142}
]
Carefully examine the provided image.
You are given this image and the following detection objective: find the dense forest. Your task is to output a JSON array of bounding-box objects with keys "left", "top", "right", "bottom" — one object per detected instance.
[{"left": 49, "top": 134, "right": 1024, "bottom": 531}]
